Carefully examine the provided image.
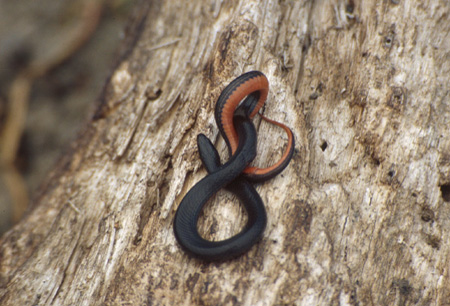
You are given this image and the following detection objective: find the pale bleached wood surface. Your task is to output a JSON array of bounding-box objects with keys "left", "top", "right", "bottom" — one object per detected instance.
[{"left": 1, "top": 0, "right": 449, "bottom": 305}]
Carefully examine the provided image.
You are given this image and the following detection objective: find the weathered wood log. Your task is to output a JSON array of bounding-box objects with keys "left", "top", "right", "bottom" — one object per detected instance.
[{"left": 1, "top": 0, "right": 449, "bottom": 305}]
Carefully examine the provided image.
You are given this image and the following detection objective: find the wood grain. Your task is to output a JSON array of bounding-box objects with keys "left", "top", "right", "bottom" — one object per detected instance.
[{"left": 1, "top": 0, "right": 449, "bottom": 305}]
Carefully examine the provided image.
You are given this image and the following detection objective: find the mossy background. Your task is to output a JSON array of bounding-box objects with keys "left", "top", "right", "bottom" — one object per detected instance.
[{"left": 0, "top": 0, "right": 134, "bottom": 234}]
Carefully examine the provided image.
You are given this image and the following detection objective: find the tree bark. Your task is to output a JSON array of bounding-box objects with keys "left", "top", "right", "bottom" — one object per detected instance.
[{"left": 1, "top": 0, "right": 449, "bottom": 305}]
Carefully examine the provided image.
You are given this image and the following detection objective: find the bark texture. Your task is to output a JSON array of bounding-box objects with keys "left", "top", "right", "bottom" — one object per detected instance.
[{"left": 1, "top": 0, "right": 450, "bottom": 305}]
